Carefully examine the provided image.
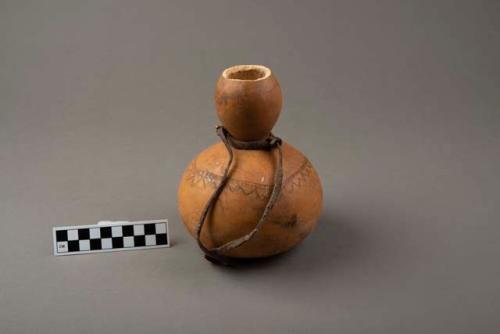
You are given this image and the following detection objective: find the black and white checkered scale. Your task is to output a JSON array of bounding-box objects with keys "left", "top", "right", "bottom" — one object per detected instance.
[{"left": 54, "top": 221, "right": 168, "bottom": 254}]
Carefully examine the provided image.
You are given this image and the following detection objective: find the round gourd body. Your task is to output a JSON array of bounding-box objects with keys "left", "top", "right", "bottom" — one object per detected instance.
[{"left": 178, "top": 141, "right": 322, "bottom": 258}]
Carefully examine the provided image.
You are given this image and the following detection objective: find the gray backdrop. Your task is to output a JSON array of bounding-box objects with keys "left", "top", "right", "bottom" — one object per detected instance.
[{"left": 1, "top": 1, "right": 499, "bottom": 333}]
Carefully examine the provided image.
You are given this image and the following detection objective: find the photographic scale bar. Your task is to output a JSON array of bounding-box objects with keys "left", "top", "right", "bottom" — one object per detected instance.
[{"left": 53, "top": 219, "right": 169, "bottom": 256}]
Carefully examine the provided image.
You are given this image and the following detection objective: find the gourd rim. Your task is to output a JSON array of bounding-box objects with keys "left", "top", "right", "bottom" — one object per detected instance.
[{"left": 222, "top": 65, "right": 271, "bottom": 82}]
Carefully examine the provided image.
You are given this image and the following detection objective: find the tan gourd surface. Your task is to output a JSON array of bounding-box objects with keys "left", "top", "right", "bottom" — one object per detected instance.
[{"left": 178, "top": 65, "right": 323, "bottom": 258}]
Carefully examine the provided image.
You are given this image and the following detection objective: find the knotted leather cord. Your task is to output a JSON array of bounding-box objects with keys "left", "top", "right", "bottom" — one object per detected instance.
[{"left": 195, "top": 126, "right": 283, "bottom": 266}]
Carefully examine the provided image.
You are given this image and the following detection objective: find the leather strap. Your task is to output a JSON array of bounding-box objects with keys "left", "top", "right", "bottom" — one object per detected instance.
[{"left": 195, "top": 126, "right": 284, "bottom": 266}]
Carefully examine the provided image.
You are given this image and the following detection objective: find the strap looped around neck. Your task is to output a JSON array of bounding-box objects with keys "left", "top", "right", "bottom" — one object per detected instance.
[{"left": 195, "top": 126, "right": 284, "bottom": 266}]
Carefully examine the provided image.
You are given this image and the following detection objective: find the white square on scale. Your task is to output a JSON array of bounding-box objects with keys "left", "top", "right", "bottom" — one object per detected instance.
[
  {"left": 133, "top": 224, "right": 144, "bottom": 235},
  {"left": 111, "top": 226, "right": 122, "bottom": 237},
  {"left": 79, "top": 240, "right": 90, "bottom": 251},
  {"left": 145, "top": 235, "right": 156, "bottom": 246},
  {"left": 89, "top": 228, "right": 100, "bottom": 239},
  {"left": 57, "top": 241, "right": 68, "bottom": 253},
  {"left": 68, "top": 229, "right": 79, "bottom": 241},
  {"left": 123, "top": 236, "right": 134, "bottom": 248},
  {"left": 155, "top": 223, "right": 166, "bottom": 234},
  {"left": 101, "top": 238, "right": 112, "bottom": 249}
]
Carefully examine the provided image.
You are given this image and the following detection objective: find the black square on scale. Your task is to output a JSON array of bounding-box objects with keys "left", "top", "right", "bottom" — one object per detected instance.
[
  {"left": 68, "top": 240, "right": 79, "bottom": 252},
  {"left": 144, "top": 223, "right": 156, "bottom": 235},
  {"left": 122, "top": 225, "right": 134, "bottom": 237},
  {"left": 56, "top": 230, "right": 68, "bottom": 242},
  {"left": 100, "top": 226, "right": 112, "bottom": 238},
  {"left": 90, "top": 239, "right": 102, "bottom": 250},
  {"left": 112, "top": 237, "right": 123, "bottom": 248},
  {"left": 78, "top": 229, "right": 90, "bottom": 240},
  {"left": 134, "top": 235, "right": 145, "bottom": 247},
  {"left": 156, "top": 234, "right": 168, "bottom": 245}
]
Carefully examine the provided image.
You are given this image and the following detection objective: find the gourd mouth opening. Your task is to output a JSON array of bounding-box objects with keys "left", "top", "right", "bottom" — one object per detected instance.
[{"left": 222, "top": 65, "right": 271, "bottom": 81}]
